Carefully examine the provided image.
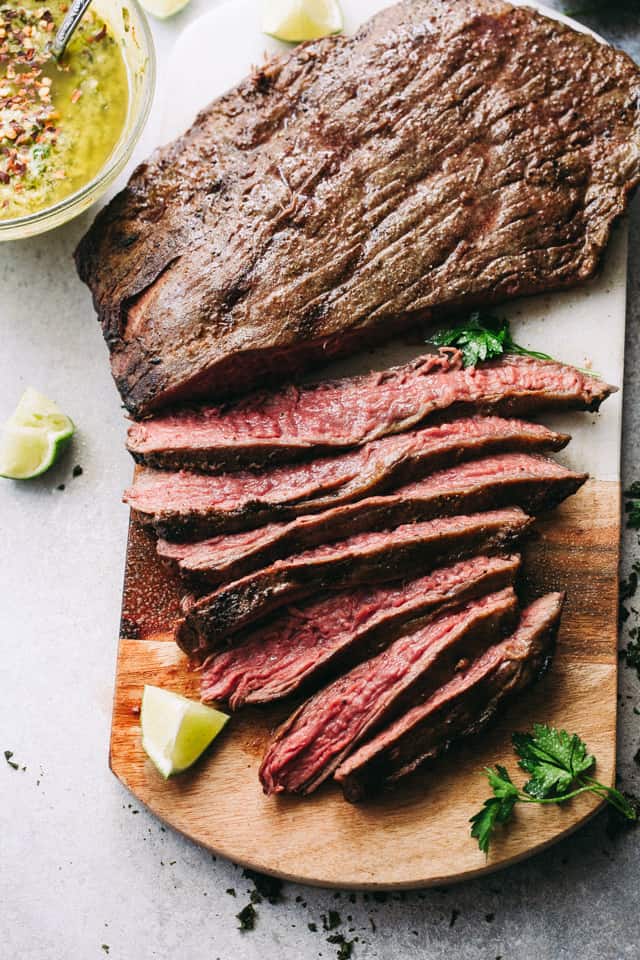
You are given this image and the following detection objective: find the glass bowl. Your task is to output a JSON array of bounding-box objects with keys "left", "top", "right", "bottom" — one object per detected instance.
[{"left": 0, "top": 0, "right": 156, "bottom": 241}]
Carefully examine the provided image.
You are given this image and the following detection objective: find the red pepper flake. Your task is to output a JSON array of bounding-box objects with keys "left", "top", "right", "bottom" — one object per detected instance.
[
  {"left": 70, "top": 87, "right": 82, "bottom": 104},
  {"left": 89, "top": 24, "right": 107, "bottom": 43}
]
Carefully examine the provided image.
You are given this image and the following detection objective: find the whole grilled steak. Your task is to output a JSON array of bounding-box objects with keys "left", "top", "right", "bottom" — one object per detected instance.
[
  {"left": 335, "top": 592, "right": 563, "bottom": 802},
  {"left": 125, "top": 415, "right": 570, "bottom": 539},
  {"left": 200, "top": 555, "right": 521, "bottom": 708},
  {"left": 161, "top": 453, "right": 585, "bottom": 584},
  {"left": 175, "top": 508, "right": 532, "bottom": 656},
  {"left": 125, "top": 352, "right": 610, "bottom": 471},
  {"left": 259, "top": 588, "right": 518, "bottom": 795},
  {"left": 75, "top": 0, "right": 640, "bottom": 417}
]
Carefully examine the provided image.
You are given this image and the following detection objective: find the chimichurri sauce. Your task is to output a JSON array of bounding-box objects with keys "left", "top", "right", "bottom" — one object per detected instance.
[{"left": 0, "top": 0, "right": 128, "bottom": 220}]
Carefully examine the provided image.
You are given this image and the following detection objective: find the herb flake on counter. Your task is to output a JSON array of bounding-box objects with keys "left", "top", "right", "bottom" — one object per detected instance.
[
  {"left": 624, "top": 482, "right": 640, "bottom": 530},
  {"left": 431, "top": 313, "right": 557, "bottom": 369},
  {"left": 326, "top": 933, "right": 354, "bottom": 959},
  {"left": 236, "top": 903, "right": 257, "bottom": 932},
  {"left": 4, "top": 750, "right": 27, "bottom": 771},
  {"left": 470, "top": 723, "right": 637, "bottom": 852},
  {"left": 621, "top": 639, "right": 640, "bottom": 681}
]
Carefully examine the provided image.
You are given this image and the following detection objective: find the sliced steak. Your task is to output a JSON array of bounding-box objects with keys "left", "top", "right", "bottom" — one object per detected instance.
[
  {"left": 125, "top": 416, "right": 569, "bottom": 539},
  {"left": 335, "top": 593, "right": 563, "bottom": 802},
  {"left": 200, "top": 554, "right": 521, "bottom": 708},
  {"left": 176, "top": 508, "right": 532, "bottom": 657},
  {"left": 125, "top": 352, "right": 610, "bottom": 471},
  {"left": 259, "top": 588, "right": 519, "bottom": 795},
  {"left": 161, "top": 454, "right": 585, "bottom": 585},
  {"left": 75, "top": 0, "right": 640, "bottom": 417}
]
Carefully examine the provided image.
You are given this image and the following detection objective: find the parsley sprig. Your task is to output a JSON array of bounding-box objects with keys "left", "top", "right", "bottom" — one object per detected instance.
[
  {"left": 470, "top": 723, "right": 636, "bottom": 853},
  {"left": 431, "top": 313, "right": 555, "bottom": 369}
]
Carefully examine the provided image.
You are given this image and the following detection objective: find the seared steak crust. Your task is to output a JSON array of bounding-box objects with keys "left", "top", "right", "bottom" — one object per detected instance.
[{"left": 76, "top": 0, "right": 640, "bottom": 416}]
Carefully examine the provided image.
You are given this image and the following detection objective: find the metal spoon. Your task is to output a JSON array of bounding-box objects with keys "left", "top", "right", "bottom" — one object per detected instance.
[{"left": 50, "top": 0, "right": 94, "bottom": 60}]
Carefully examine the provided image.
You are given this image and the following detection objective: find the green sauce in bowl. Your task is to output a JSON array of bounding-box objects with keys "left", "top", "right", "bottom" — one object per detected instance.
[{"left": 0, "top": 0, "right": 128, "bottom": 220}]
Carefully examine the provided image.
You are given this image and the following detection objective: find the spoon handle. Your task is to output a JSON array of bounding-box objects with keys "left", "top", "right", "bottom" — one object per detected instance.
[{"left": 51, "top": 0, "right": 94, "bottom": 60}]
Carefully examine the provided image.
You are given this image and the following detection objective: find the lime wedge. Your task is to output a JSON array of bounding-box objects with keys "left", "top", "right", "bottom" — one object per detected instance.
[
  {"left": 0, "top": 387, "right": 74, "bottom": 480},
  {"left": 138, "top": 0, "right": 191, "bottom": 19},
  {"left": 141, "top": 685, "right": 229, "bottom": 778},
  {"left": 263, "top": 0, "right": 342, "bottom": 42}
]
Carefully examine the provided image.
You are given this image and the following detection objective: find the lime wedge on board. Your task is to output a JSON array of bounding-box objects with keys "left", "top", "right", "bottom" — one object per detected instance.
[
  {"left": 0, "top": 387, "right": 74, "bottom": 480},
  {"left": 139, "top": 0, "right": 191, "bottom": 19},
  {"left": 263, "top": 0, "right": 343, "bottom": 42},
  {"left": 141, "top": 685, "right": 229, "bottom": 778}
]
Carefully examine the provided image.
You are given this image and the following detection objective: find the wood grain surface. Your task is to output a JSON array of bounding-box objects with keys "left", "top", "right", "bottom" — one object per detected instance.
[{"left": 110, "top": 478, "right": 620, "bottom": 888}]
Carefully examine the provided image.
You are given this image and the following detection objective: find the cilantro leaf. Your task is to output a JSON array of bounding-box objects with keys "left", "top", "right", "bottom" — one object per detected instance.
[
  {"left": 470, "top": 723, "right": 635, "bottom": 853},
  {"left": 470, "top": 795, "right": 518, "bottom": 853},
  {"left": 431, "top": 312, "right": 555, "bottom": 369},
  {"left": 513, "top": 724, "right": 594, "bottom": 798},
  {"left": 470, "top": 765, "right": 520, "bottom": 852}
]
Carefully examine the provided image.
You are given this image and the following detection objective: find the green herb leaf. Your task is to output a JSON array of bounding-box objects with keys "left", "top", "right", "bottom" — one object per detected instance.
[
  {"left": 470, "top": 723, "right": 636, "bottom": 853},
  {"left": 431, "top": 312, "right": 556, "bottom": 369},
  {"left": 513, "top": 724, "right": 594, "bottom": 799},
  {"left": 236, "top": 903, "right": 257, "bottom": 931}
]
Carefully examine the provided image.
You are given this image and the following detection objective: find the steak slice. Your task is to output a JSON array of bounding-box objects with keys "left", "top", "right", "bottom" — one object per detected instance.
[
  {"left": 200, "top": 554, "right": 521, "bottom": 708},
  {"left": 125, "top": 352, "right": 610, "bottom": 471},
  {"left": 335, "top": 593, "right": 563, "bottom": 802},
  {"left": 176, "top": 508, "right": 532, "bottom": 657},
  {"left": 259, "top": 588, "right": 519, "bottom": 795},
  {"left": 75, "top": 0, "right": 640, "bottom": 417},
  {"left": 126, "top": 416, "right": 569, "bottom": 539},
  {"left": 161, "top": 454, "right": 585, "bottom": 585}
]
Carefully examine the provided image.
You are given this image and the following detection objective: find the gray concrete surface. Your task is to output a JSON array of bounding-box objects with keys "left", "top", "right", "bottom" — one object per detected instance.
[{"left": 2, "top": 3, "right": 640, "bottom": 958}]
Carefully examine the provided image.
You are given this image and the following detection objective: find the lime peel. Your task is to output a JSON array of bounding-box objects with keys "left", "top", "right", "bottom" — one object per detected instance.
[
  {"left": 141, "top": 685, "right": 229, "bottom": 779},
  {"left": 0, "top": 387, "right": 74, "bottom": 480},
  {"left": 263, "top": 0, "right": 343, "bottom": 43},
  {"left": 138, "top": 0, "right": 191, "bottom": 19}
]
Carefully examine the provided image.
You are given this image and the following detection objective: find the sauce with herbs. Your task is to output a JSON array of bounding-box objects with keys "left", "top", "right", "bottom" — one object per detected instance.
[{"left": 0, "top": 0, "right": 128, "bottom": 220}]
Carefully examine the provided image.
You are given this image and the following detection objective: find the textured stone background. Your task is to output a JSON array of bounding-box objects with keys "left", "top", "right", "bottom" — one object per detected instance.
[{"left": 1, "top": 3, "right": 639, "bottom": 958}]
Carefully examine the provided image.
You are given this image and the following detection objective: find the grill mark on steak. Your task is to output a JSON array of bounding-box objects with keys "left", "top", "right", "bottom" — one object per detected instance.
[
  {"left": 335, "top": 592, "right": 564, "bottom": 802},
  {"left": 160, "top": 453, "right": 585, "bottom": 585},
  {"left": 125, "top": 351, "right": 611, "bottom": 473},
  {"left": 200, "top": 554, "right": 521, "bottom": 708},
  {"left": 75, "top": 0, "right": 640, "bottom": 416},
  {"left": 125, "top": 416, "right": 570, "bottom": 540},
  {"left": 259, "top": 588, "right": 519, "bottom": 795},
  {"left": 175, "top": 507, "right": 532, "bottom": 658}
]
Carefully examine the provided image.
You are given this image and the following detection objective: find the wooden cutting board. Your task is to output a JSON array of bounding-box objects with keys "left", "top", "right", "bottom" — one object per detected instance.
[{"left": 109, "top": 0, "right": 627, "bottom": 887}]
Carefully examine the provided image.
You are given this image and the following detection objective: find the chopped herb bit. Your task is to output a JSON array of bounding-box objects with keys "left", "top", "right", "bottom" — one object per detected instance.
[
  {"left": 101, "top": 947, "right": 110, "bottom": 955},
  {"left": 449, "top": 909, "right": 460, "bottom": 928},
  {"left": 621, "top": 639, "right": 640, "bottom": 681},
  {"left": 249, "top": 890, "right": 262, "bottom": 904},
  {"left": 326, "top": 934, "right": 354, "bottom": 959},
  {"left": 308, "top": 922, "right": 318, "bottom": 932},
  {"left": 4, "top": 750, "right": 19, "bottom": 770},
  {"left": 243, "top": 868, "right": 283, "bottom": 904},
  {"left": 72, "top": 464, "right": 83, "bottom": 477},
  {"left": 225, "top": 887, "right": 236, "bottom": 897},
  {"left": 236, "top": 903, "right": 257, "bottom": 932},
  {"left": 57, "top": 483, "right": 65, "bottom": 491},
  {"left": 430, "top": 313, "right": 564, "bottom": 370},
  {"left": 625, "top": 482, "right": 640, "bottom": 529},
  {"left": 470, "top": 723, "right": 636, "bottom": 852}
]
